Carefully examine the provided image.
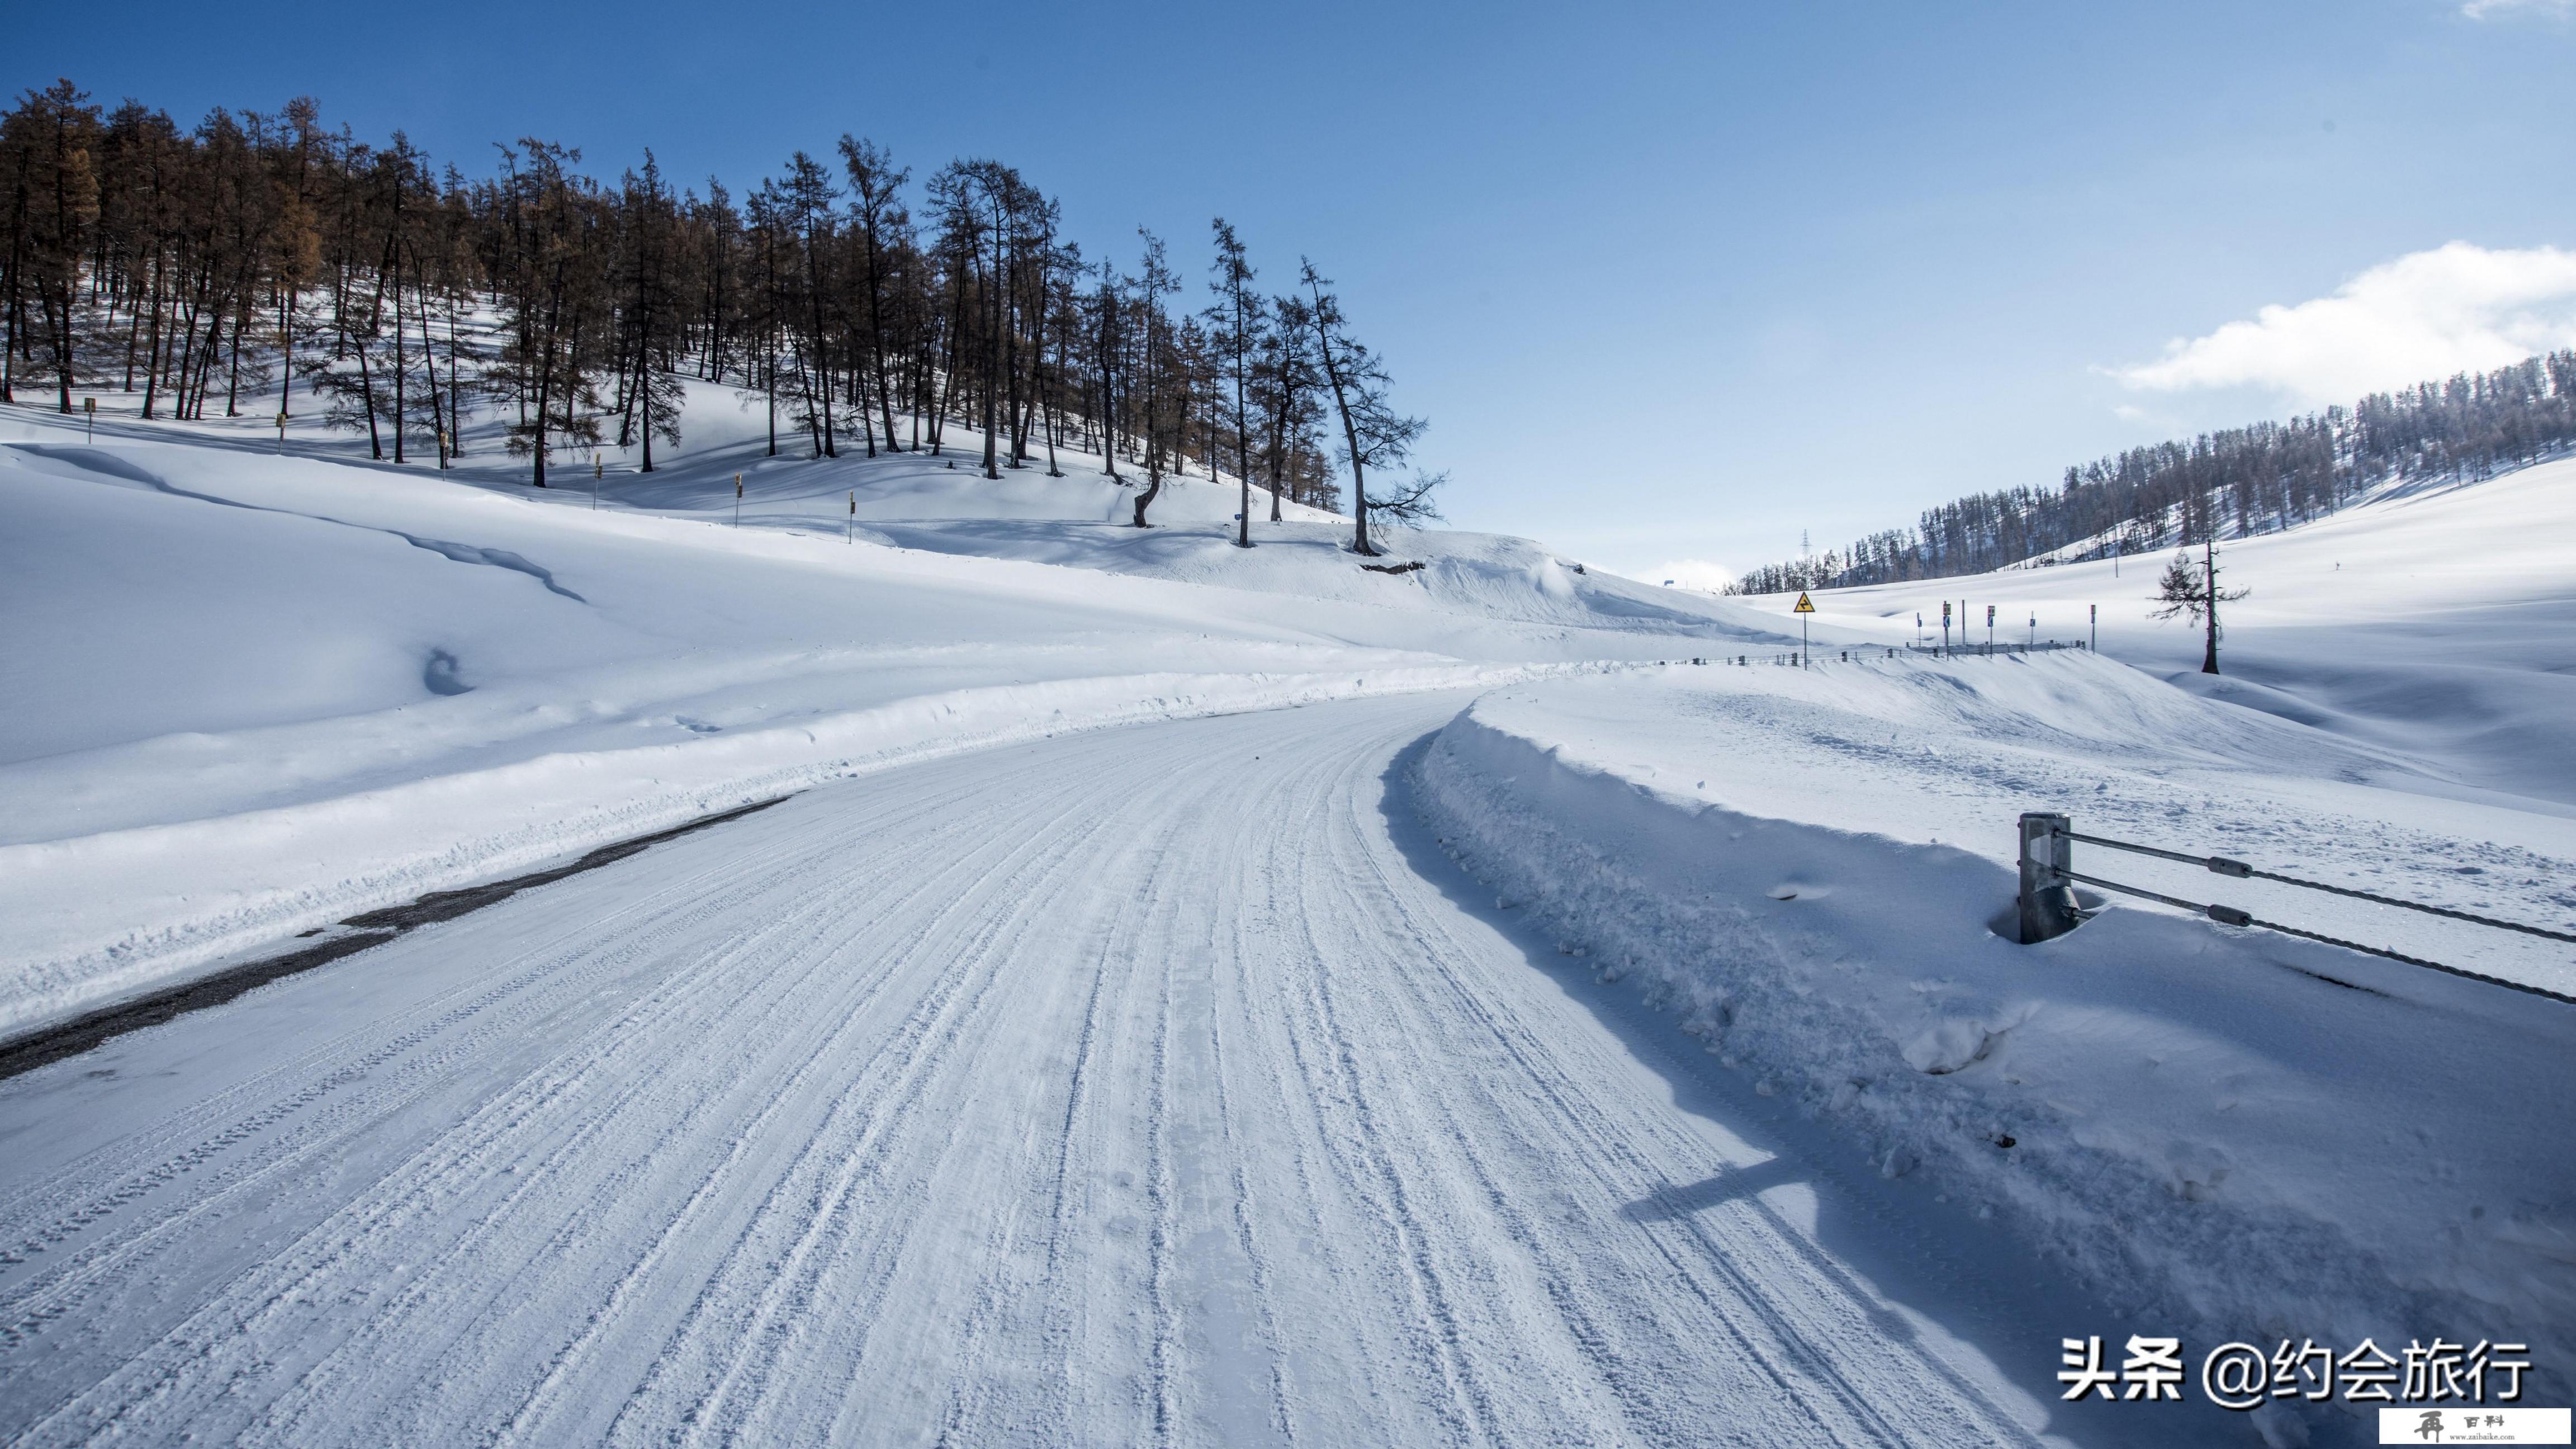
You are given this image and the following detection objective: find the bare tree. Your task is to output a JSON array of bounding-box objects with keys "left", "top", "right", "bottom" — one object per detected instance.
[
  {"left": 1300, "top": 259, "right": 1440, "bottom": 556},
  {"left": 1129, "top": 230, "right": 1180, "bottom": 527},
  {"left": 837, "top": 135, "right": 909, "bottom": 456},
  {"left": 1206, "top": 219, "right": 1261, "bottom": 547}
]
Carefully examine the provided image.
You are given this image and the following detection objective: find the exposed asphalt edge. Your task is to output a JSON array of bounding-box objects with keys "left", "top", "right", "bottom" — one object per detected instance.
[{"left": 0, "top": 794, "right": 795, "bottom": 1083}]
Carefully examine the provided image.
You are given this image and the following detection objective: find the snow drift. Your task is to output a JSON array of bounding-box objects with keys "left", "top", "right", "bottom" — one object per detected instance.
[{"left": 1412, "top": 662, "right": 2576, "bottom": 1407}]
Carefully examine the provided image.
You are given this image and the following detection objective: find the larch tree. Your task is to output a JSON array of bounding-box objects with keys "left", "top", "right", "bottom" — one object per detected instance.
[
  {"left": 615, "top": 150, "right": 685, "bottom": 472},
  {"left": 1205, "top": 219, "right": 1263, "bottom": 544},
  {"left": 1129, "top": 229, "right": 1180, "bottom": 527},
  {"left": 837, "top": 134, "right": 909, "bottom": 457},
  {"left": 2149, "top": 537, "right": 2250, "bottom": 674},
  {"left": 1300, "top": 259, "right": 1440, "bottom": 556}
]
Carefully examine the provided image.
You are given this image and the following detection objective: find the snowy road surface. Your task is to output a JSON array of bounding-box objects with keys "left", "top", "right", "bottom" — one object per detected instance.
[{"left": 0, "top": 695, "right": 2137, "bottom": 1447}]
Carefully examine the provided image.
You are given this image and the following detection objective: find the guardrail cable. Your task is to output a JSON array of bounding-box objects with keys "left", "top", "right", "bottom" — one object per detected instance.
[
  {"left": 2025, "top": 816, "right": 2576, "bottom": 1008},
  {"left": 2061, "top": 829, "right": 2576, "bottom": 946}
]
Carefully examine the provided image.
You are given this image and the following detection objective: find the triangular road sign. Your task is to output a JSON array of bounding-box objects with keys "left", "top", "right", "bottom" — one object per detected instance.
[{"left": 1793, "top": 591, "right": 1816, "bottom": 614}]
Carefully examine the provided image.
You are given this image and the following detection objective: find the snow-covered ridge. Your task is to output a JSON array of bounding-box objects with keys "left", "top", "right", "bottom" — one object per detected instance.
[{"left": 1411, "top": 664, "right": 2575, "bottom": 1408}]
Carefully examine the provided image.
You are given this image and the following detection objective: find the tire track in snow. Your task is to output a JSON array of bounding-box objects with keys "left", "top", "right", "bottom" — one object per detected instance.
[
  {"left": 11, "top": 785, "right": 988, "bottom": 1442},
  {"left": 651, "top": 788, "right": 1142, "bottom": 1447},
  {"left": 0, "top": 693, "right": 2068, "bottom": 1447},
  {"left": 588, "top": 745, "right": 1166, "bottom": 1449}
]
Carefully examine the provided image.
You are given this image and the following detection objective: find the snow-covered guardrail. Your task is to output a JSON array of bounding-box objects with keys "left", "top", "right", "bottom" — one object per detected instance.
[{"left": 2016, "top": 811, "right": 2576, "bottom": 1006}]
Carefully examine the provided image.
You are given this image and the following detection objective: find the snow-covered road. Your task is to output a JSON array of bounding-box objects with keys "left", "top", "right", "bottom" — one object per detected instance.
[{"left": 0, "top": 694, "right": 2142, "bottom": 1447}]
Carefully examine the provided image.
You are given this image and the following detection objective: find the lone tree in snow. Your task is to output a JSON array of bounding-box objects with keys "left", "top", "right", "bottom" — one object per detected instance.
[
  {"left": 2151, "top": 537, "right": 2248, "bottom": 674},
  {"left": 1299, "top": 259, "right": 1441, "bottom": 556}
]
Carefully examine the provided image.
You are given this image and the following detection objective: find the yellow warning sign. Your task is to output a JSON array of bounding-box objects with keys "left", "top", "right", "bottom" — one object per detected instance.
[{"left": 1792, "top": 592, "right": 1816, "bottom": 614}]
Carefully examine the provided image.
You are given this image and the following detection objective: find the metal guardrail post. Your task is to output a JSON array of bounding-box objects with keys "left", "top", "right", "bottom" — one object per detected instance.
[
  {"left": 2018, "top": 812, "right": 2081, "bottom": 943},
  {"left": 2006, "top": 811, "right": 2576, "bottom": 1004}
]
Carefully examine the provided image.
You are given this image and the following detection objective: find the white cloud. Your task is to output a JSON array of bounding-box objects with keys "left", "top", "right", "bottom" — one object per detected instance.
[
  {"left": 1642, "top": 558, "right": 1736, "bottom": 593},
  {"left": 2110, "top": 242, "right": 2576, "bottom": 406},
  {"left": 2461, "top": 0, "right": 2572, "bottom": 17}
]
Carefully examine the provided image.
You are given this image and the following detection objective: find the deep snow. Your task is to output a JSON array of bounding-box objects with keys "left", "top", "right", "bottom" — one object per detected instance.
[{"left": 1410, "top": 659, "right": 2575, "bottom": 1438}]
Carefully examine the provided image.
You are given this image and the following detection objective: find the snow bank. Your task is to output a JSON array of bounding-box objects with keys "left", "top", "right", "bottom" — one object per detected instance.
[
  {"left": 1, "top": 660, "right": 1604, "bottom": 1039},
  {"left": 1412, "top": 670, "right": 2576, "bottom": 1389}
]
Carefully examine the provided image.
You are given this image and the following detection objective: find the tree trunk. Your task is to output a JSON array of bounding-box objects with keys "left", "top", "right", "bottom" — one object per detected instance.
[
  {"left": 2201, "top": 537, "right": 2222, "bottom": 675},
  {"left": 981, "top": 226, "right": 1001, "bottom": 480}
]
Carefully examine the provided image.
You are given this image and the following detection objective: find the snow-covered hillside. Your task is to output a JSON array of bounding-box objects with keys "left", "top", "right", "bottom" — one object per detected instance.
[
  {"left": 1730, "top": 456, "right": 2576, "bottom": 805},
  {"left": 0, "top": 387, "right": 1773, "bottom": 1038}
]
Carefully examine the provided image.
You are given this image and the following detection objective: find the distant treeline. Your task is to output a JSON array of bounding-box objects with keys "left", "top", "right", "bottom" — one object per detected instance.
[
  {"left": 1727, "top": 349, "right": 2576, "bottom": 595},
  {"left": 1, "top": 79, "right": 1453, "bottom": 548}
]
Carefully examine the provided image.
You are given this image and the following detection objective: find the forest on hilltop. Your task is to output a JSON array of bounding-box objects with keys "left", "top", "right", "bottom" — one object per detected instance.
[
  {"left": 0, "top": 79, "right": 1450, "bottom": 548},
  {"left": 1728, "top": 349, "right": 2576, "bottom": 595}
]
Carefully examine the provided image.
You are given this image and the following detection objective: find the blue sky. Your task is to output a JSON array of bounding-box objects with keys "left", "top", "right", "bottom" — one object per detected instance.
[{"left": 12, "top": 0, "right": 2574, "bottom": 579}]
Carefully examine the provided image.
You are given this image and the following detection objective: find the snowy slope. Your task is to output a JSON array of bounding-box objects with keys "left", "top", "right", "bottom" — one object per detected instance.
[
  {"left": 0, "top": 390, "right": 1773, "bottom": 1038},
  {"left": 1730, "top": 456, "right": 2576, "bottom": 805}
]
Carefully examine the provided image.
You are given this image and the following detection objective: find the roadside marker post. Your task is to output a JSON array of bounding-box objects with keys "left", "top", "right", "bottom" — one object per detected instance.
[
  {"left": 593, "top": 455, "right": 603, "bottom": 510},
  {"left": 1793, "top": 590, "right": 1815, "bottom": 668},
  {"left": 2090, "top": 604, "right": 2097, "bottom": 652},
  {"left": 277, "top": 411, "right": 288, "bottom": 453},
  {"left": 847, "top": 490, "right": 855, "bottom": 543},
  {"left": 734, "top": 473, "right": 742, "bottom": 528},
  {"left": 1941, "top": 600, "right": 1951, "bottom": 656},
  {"left": 1987, "top": 603, "right": 1995, "bottom": 652},
  {"left": 83, "top": 396, "right": 95, "bottom": 442}
]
